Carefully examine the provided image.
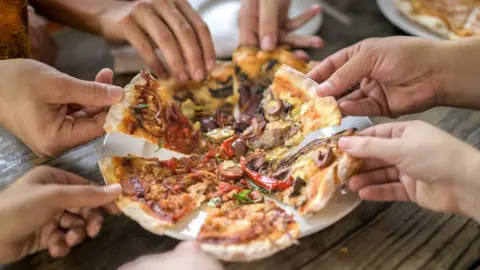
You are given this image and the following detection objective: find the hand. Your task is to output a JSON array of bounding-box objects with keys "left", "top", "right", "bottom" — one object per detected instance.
[
  {"left": 98, "top": 0, "right": 215, "bottom": 83},
  {"left": 0, "top": 59, "right": 124, "bottom": 157},
  {"left": 0, "top": 166, "right": 121, "bottom": 263},
  {"left": 239, "top": 0, "right": 324, "bottom": 51},
  {"left": 119, "top": 242, "right": 223, "bottom": 270},
  {"left": 308, "top": 36, "right": 446, "bottom": 118},
  {"left": 28, "top": 6, "right": 58, "bottom": 65},
  {"left": 338, "top": 121, "right": 480, "bottom": 221}
]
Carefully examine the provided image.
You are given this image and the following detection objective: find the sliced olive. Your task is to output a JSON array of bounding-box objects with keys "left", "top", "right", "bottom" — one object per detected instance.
[
  {"left": 290, "top": 177, "right": 307, "bottom": 197},
  {"left": 315, "top": 146, "right": 334, "bottom": 169},
  {"left": 209, "top": 85, "right": 233, "bottom": 99},
  {"left": 232, "top": 138, "right": 248, "bottom": 158},
  {"left": 239, "top": 85, "right": 251, "bottom": 106},
  {"left": 265, "top": 99, "right": 284, "bottom": 116},
  {"left": 244, "top": 152, "right": 267, "bottom": 171},
  {"left": 200, "top": 117, "right": 218, "bottom": 132},
  {"left": 283, "top": 103, "right": 292, "bottom": 115}
]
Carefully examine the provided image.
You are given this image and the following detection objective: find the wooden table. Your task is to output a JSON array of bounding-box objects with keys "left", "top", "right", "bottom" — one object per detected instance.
[{"left": 2, "top": 0, "right": 480, "bottom": 269}]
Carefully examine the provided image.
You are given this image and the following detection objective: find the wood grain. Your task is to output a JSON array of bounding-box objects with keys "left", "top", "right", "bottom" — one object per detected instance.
[{"left": 1, "top": 0, "right": 480, "bottom": 269}]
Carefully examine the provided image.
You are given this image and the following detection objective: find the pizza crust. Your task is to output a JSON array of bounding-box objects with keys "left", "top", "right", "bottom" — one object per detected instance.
[
  {"left": 200, "top": 227, "right": 299, "bottom": 262},
  {"left": 98, "top": 157, "right": 174, "bottom": 235}
]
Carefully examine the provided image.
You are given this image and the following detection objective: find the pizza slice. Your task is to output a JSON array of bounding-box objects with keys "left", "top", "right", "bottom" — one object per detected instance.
[
  {"left": 98, "top": 155, "right": 219, "bottom": 234},
  {"left": 232, "top": 45, "right": 314, "bottom": 122},
  {"left": 197, "top": 201, "right": 299, "bottom": 262},
  {"left": 394, "top": 0, "right": 480, "bottom": 39},
  {"left": 240, "top": 129, "right": 361, "bottom": 215},
  {"left": 241, "top": 64, "right": 342, "bottom": 156}
]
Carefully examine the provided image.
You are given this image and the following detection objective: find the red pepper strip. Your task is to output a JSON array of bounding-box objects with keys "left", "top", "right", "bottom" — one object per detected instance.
[
  {"left": 160, "top": 158, "right": 178, "bottom": 173},
  {"left": 240, "top": 157, "right": 293, "bottom": 192},
  {"left": 221, "top": 136, "right": 238, "bottom": 158},
  {"left": 217, "top": 182, "right": 243, "bottom": 194}
]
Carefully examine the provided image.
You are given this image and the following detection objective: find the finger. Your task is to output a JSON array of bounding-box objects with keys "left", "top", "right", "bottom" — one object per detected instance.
[
  {"left": 120, "top": 15, "right": 167, "bottom": 78},
  {"left": 47, "top": 230, "right": 70, "bottom": 258},
  {"left": 58, "top": 212, "right": 86, "bottom": 229},
  {"left": 52, "top": 75, "right": 124, "bottom": 107},
  {"left": 131, "top": 4, "right": 184, "bottom": 81},
  {"left": 44, "top": 183, "right": 122, "bottom": 210},
  {"left": 57, "top": 112, "right": 107, "bottom": 149},
  {"left": 175, "top": 241, "right": 199, "bottom": 252},
  {"left": 95, "top": 68, "right": 114, "bottom": 84},
  {"left": 285, "top": 4, "right": 322, "bottom": 31},
  {"left": 359, "top": 158, "right": 392, "bottom": 172},
  {"left": 358, "top": 122, "right": 409, "bottom": 139},
  {"left": 80, "top": 208, "right": 104, "bottom": 238},
  {"left": 348, "top": 166, "right": 399, "bottom": 192},
  {"left": 337, "top": 89, "right": 365, "bottom": 103},
  {"left": 338, "top": 136, "right": 401, "bottom": 163},
  {"left": 69, "top": 110, "right": 90, "bottom": 120},
  {"left": 65, "top": 226, "right": 87, "bottom": 247},
  {"left": 259, "top": 0, "right": 279, "bottom": 51},
  {"left": 176, "top": 1, "right": 217, "bottom": 72},
  {"left": 153, "top": 1, "right": 205, "bottom": 82},
  {"left": 339, "top": 98, "right": 384, "bottom": 117},
  {"left": 103, "top": 202, "right": 121, "bottom": 215},
  {"left": 359, "top": 183, "right": 410, "bottom": 202},
  {"left": 238, "top": 0, "right": 259, "bottom": 46},
  {"left": 292, "top": 50, "right": 310, "bottom": 61},
  {"left": 280, "top": 34, "right": 324, "bottom": 48}
]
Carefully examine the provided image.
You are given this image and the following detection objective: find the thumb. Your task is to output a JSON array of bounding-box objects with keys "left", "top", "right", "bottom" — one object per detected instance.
[
  {"left": 56, "top": 74, "right": 124, "bottom": 106},
  {"left": 46, "top": 183, "right": 122, "bottom": 209},
  {"left": 338, "top": 136, "right": 400, "bottom": 164},
  {"left": 316, "top": 54, "right": 371, "bottom": 98}
]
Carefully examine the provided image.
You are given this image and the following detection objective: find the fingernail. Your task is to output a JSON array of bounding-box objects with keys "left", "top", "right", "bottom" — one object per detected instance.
[
  {"left": 338, "top": 137, "right": 352, "bottom": 150},
  {"left": 316, "top": 81, "right": 333, "bottom": 96},
  {"left": 311, "top": 4, "right": 322, "bottom": 13},
  {"left": 178, "top": 72, "right": 188, "bottom": 84},
  {"left": 193, "top": 68, "right": 205, "bottom": 81},
  {"left": 107, "top": 86, "right": 124, "bottom": 102},
  {"left": 261, "top": 36, "right": 275, "bottom": 51},
  {"left": 103, "top": 184, "right": 122, "bottom": 195},
  {"left": 207, "top": 59, "right": 216, "bottom": 71}
]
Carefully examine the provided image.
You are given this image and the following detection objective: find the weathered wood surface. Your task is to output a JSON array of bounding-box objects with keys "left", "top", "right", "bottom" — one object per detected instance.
[{"left": 1, "top": 0, "right": 480, "bottom": 269}]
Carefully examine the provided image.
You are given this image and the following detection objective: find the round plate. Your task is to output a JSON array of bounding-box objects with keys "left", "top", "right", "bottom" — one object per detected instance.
[
  {"left": 189, "top": 0, "right": 324, "bottom": 58},
  {"left": 377, "top": 0, "right": 443, "bottom": 40},
  {"left": 101, "top": 116, "right": 371, "bottom": 240}
]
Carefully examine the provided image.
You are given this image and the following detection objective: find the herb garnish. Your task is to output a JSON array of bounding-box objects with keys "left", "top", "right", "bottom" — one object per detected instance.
[
  {"left": 233, "top": 190, "right": 263, "bottom": 204},
  {"left": 135, "top": 103, "right": 150, "bottom": 109},
  {"left": 207, "top": 197, "right": 222, "bottom": 207}
]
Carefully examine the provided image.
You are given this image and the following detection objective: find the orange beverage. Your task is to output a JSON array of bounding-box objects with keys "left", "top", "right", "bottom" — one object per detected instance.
[{"left": 0, "top": 0, "right": 29, "bottom": 59}]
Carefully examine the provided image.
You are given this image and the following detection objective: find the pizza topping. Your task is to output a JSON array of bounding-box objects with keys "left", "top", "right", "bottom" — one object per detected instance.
[
  {"left": 244, "top": 151, "right": 267, "bottom": 172},
  {"left": 242, "top": 114, "right": 267, "bottom": 139},
  {"left": 200, "top": 117, "right": 218, "bottom": 132},
  {"left": 247, "top": 122, "right": 300, "bottom": 150},
  {"left": 264, "top": 59, "right": 279, "bottom": 72},
  {"left": 218, "top": 161, "right": 244, "bottom": 181},
  {"left": 233, "top": 189, "right": 263, "bottom": 204},
  {"left": 240, "top": 157, "right": 293, "bottom": 192},
  {"left": 271, "top": 167, "right": 292, "bottom": 182},
  {"left": 208, "top": 197, "right": 223, "bottom": 208},
  {"left": 221, "top": 135, "right": 238, "bottom": 158},
  {"left": 205, "top": 127, "right": 235, "bottom": 142},
  {"left": 232, "top": 138, "right": 248, "bottom": 158},
  {"left": 314, "top": 146, "right": 334, "bottom": 169},
  {"left": 290, "top": 177, "right": 307, "bottom": 197},
  {"left": 264, "top": 98, "right": 284, "bottom": 119},
  {"left": 208, "top": 78, "right": 234, "bottom": 99}
]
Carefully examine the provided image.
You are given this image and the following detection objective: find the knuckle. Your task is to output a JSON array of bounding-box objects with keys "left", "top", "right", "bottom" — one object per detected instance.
[
  {"left": 118, "top": 15, "right": 133, "bottom": 26},
  {"left": 83, "top": 81, "right": 98, "bottom": 101},
  {"left": 134, "top": 1, "right": 151, "bottom": 11},
  {"left": 158, "top": 31, "right": 174, "bottom": 43},
  {"left": 178, "top": 22, "right": 194, "bottom": 35}
]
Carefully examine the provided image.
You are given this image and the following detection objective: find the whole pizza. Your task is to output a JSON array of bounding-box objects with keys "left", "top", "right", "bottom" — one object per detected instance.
[
  {"left": 99, "top": 45, "right": 362, "bottom": 262},
  {"left": 394, "top": 0, "right": 480, "bottom": 39}
]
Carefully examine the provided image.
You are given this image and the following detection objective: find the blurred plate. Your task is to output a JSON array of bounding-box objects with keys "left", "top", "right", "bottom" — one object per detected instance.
[
  {"left": 100, "top": 116, "right": 371, "bottom": 240},
  {"left": 377, "top": 0, "right": 443, "bottom": 40},
  {"left": 190, "top": 0, "right": 324, "bottom": 58}
]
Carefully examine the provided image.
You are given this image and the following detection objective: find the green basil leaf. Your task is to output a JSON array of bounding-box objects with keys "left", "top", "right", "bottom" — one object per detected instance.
[
  {"left": 135, "top": 104, "right": 150, "bottom": 109},
  {"left": 247, "top": 179, "right": 270, "bottom": 194}
]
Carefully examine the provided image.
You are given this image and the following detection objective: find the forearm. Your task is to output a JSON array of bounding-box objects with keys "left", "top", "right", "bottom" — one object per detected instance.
[
  {"left": 455, "top": 149, "right": 480, "bottom": 223},
  {"left": 433, "top": 37, "right": 480, "bottom": 109},
  {"left": 29, "top": 0, "right": 116, "bottom": 36}
]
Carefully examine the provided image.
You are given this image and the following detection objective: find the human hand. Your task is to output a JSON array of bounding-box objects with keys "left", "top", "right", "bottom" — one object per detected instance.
[
  {"left": 28, "top": 6, "right": 58, "bottom": 65},
  {"left": 0, "top": 166, "right": 121, "bottom": 263},
  {"left": 119, "top": 241, "right": 223, "bottom": 270},
  {"left": 239, "top": 0, "right": 324, "bottom": 51},
  {"left": 308, "top": 36, "right": 446, "bottom": 118},
  {"left": 339, "top": 121, "right": 480, "bottom": 221},
  {"left": 98, "top": 0, "right": 215, "bottom": 83},
  {"left": 0, "top": 59, "right": 124, "bottom": 157}
]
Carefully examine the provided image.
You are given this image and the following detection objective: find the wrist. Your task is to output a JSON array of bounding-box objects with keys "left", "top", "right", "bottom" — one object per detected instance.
[
  {"left": 432, "top": 37, "right": 480, "bottom": 109},
  {"left": 455, "top": 149, "right": 480, "bottom": 222}
]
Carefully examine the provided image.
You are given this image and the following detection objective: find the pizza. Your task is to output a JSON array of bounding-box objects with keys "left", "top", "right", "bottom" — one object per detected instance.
[
  {"left": 100, "top": 46, "right": 362, "bottom": 261},
  {"left": 198, "top": 202, "right": 299, "bottom": 262},
  {"left": 394, "top": 0, "right": 480, "bottom": 39}
]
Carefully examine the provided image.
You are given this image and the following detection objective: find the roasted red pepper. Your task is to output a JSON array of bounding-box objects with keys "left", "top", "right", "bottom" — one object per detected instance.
[
  {"left": 221, "top": 135, "right": 238, "bottom": 158},
  {"left": 240, "top": 157, "right": 293, "bottom": 191},
  {"left": 160, "top": 158, "right": 178, "bottom": 173}
]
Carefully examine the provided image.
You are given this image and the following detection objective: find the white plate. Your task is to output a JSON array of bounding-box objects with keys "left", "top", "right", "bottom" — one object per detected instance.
[
  {"left": 190, "top": 0, "right": 323, "bottom": 58},
  {"left": 377, "top": 0, "right": 443, "bottom": 40},
  {"left": 101, "top": 116, "right": 372, "bottom": 240}
]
